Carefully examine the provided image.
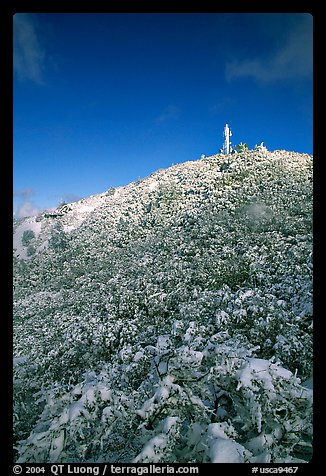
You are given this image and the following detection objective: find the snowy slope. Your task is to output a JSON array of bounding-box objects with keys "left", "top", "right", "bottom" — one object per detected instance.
[
  {"left": 13, "top": 148, "right": 312, "bottom": 261},
  {"left": 13, "top": 191, "right": 110, "bottom": 259},
  {"left": 13, "top": 216, "right": 42, "bottom": 259},
  {"left": 13, "top": 147, "right": 313, "bottom": 464}
]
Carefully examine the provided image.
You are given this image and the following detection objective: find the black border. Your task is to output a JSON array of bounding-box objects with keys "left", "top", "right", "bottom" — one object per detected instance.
[{"left": 2, "top": 1, "right": 319, "bottom": 473}]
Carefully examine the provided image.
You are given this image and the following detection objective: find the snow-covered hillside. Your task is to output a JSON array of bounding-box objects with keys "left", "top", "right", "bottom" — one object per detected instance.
[{"left": 13, "top": 147, "right": 313, "bottom": 463}]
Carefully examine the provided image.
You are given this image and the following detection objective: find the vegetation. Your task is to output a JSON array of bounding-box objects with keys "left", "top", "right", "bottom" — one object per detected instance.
[{"left": 13, "top": 148, "right": 313, "bottom": 463}]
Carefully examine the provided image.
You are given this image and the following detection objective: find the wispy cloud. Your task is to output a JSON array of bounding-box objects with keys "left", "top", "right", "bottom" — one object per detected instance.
[
  {"left": 15, "top": 201, "right": 41, "bottom": 219},
  {"left": 14, "top": 187, "right": 35, "bottom": 200},
  {"left": 155, "top": 105, "right": 181, "bottom": 124},
  {"left": 225, "top": 15, "right": 312, "bottom": 84},
  {"left": 13, "top": 13, "right": 45, "bottom": 84},
  {"left": 14, "top": 187, "right": 41, "bottom": 218}
]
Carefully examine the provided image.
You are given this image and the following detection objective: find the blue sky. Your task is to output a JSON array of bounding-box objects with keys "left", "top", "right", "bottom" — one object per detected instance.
[{"left": 13, "top": 12, "right": 313, "bottom": 217}]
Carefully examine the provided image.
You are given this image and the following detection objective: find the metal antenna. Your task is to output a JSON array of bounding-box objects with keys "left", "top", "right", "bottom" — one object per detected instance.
[{"left": 222, "top": 123, "right": 232, "bottom": 154}]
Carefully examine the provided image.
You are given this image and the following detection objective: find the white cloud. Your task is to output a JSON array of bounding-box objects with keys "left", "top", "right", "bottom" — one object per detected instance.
[
  {"left": 14, "top": 187, "right": 35, "bottom": 200},
  {"left": 155, "top": 105, "right": 181, "bottom": 124},
  {"left": 225, "top": 15, "right": 312, "bottom": 83},
  {"left": 13, "top": 13, "right": 45, "bottom": 84},
  {"left": 16, "top": 201, "right": 41, "bottom": 218}
]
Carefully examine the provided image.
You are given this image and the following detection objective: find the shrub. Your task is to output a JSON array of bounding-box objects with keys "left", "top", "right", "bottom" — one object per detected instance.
[{"left": 22, "top": 230, "right": 35, "bottom": 247}]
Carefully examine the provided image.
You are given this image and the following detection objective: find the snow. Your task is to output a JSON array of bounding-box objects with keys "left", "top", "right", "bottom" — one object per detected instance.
[
  {"left": 246, "top": 433, "right": 274, "bottom": 455},
  {"left": 187, "top": 423, "right": 205, "bottom": 446},
  {"left": 56, "top": 194, "right": 109, "bottom": 234},
  {"left": 270, "top": 364, "right": 293, "bottom": 380},
  {"left": 207, "top": 423, "right": 231, "bottom": 440},
  {"left": 13, "top": 356, "right": 28, "bottom": 366},
  {"left": 101, "top": 406, "right": 113, "bottom": 422},
  {"left": 237, "top": 358, "right": 293, "bottom": 393},
  {"left": 13, "top": 149, "right": 313, "bottom": 464},
  {"left": 209, "top": 438, "right": 250, "bottom": 463},
  {"left": 62, "top": 225, "right": 75, "bottom": 233},
  {"left": 27, "top": 431, "right": 49, "bottom": 444},
  {"left": 13, "top": 217, "right": 42, "bottom": 259},
  {"left": 35, "top": 240, "right": 49, "bottom": 254},
  {"left": 83, "top": 387, "right": 96, "bottom": 404},
  {"left": 171, "top": 320, "right": 184, "bottom": 335},
  {"left": 76, "top": 204, "right": 96, "bottom": 214},
  {"left": 251, "top": 452, "right": 272, "bottom": 463},
  {"left": 240, "top": 290, "right": 254, "bottom": 300},
  {"left": 49, "top": 429, "right": 65, "bottom": 462},
  {"left": 57, "top": 408, "right": 69, "bottom": 426},
  {"left": 302, "top": 375, "right": 313, "bottom": 389},
  {"left": 155, "top": 385, "right": 170, "bottom": 401},
  {"left": 177, "top": 346, "right": 204, "bottom": 366},
  {"left": 133, "top": 351, "right": 144, "bottom": 362},
  {"left": 71, "top": 384, "right": 82, "bottom": 396},
  {"left": 68, "top": 402, "right": 84, "bottom": 421},
  {"left": 184, "top": 322, "right": 197, "bottom": 342},
  {"left": 158, "top": 360, "right": 168, "bottom": 375},
  {"left": 156, "top": 335, "right": 171, "bottom": 353},
  {"left": 134, "top": 434, "right": 167, "bottom": 462},
  {"left": 113, "top": 187, "right": 122, "bottom": 197},
  {"left": 161, "top": 416, "right": 179, "bottom": 433},
  {"left": 148, "top": 180, "right": 159, "bottom": 192}
]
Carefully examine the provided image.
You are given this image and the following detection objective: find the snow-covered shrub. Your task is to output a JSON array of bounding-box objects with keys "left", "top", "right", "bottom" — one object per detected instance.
[
  {"left": 13, "top": 149, "right": 313, "bottom": 462},
  {"left": 15, "top": 324, "right": 312, "bottom": 463},
  {"left": 21, "top": 229, "right": 35, "bottom": 246}
]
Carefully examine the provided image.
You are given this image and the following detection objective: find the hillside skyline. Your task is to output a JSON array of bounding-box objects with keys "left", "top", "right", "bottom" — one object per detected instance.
[
  {"left": 13, "top": 147, "right": 313, "bottom": 463},
  {"left": 14, "top": 12, "right": 313, "bottom": 217}
]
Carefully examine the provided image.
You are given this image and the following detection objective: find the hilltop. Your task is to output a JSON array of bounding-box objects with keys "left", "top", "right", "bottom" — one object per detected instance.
[{"left": 13, "top": 147, "right": 313, "bottom": 463}]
